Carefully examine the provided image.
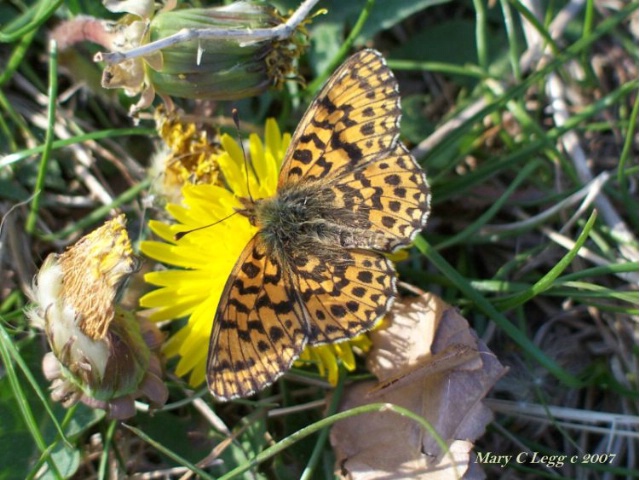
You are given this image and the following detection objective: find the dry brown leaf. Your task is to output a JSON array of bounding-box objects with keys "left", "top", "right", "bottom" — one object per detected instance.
[{"left": 330, "top": 293, "right": 507, "bottom": 480}]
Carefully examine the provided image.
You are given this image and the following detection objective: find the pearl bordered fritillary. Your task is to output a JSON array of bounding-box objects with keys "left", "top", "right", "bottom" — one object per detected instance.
[{"left": 207, "top": 49, "right": 430, "bottom": 400}]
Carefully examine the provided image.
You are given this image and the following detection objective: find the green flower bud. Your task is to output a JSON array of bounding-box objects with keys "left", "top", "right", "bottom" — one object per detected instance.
[{"left": 100, "top": 1, "right": 308, "bottom": 112}]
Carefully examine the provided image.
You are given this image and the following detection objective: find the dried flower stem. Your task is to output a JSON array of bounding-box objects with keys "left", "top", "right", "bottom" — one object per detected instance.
[
  {"left": 546, "top": 73, "right": 639, "bottom": 263},
  {"left": 49, "top": 15, "right": 113, "bottom": 51},
  {"left": 94, "top": 0, "right": 320, "bottom": 65}
]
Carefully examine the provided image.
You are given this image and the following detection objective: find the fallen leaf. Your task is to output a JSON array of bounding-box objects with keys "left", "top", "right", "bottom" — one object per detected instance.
[{"left": 330, "top": 293, "right": 507, "bottom": 479}]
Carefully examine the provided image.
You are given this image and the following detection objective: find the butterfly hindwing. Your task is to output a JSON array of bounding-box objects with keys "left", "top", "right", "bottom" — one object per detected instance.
[
  {"left": 290, "top": 247, "right": 396, "bottom": 345},
  {"left": 207, "top": 235, "right": 308, "bottom": 400}
]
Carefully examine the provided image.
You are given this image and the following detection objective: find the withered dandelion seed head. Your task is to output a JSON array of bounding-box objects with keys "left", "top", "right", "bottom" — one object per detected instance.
[{"left": 27, "top": 215, "right": 168, "bottom": 419}]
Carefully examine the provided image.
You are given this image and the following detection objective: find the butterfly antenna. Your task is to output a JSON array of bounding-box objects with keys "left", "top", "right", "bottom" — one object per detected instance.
[
  {"left": 174, "top": 211, "right": 238, "bottom": 241},
  {"left": 232, "top": 108, "right": 254, "bottom": 203}
]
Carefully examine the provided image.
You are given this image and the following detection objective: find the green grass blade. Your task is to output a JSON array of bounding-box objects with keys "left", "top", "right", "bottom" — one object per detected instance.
[
  {"left": 123, "top": 424, "right": 215, "bottom": 479},
  {"left": 0, "top": 322, "right": 64, "bottom": 479},
  {"left": 38, "top": 177, "right": 152, "bottom": 241},
  {"left": 306, "top": 0, "right": 376, "bottom": 95},
  {"left": 25, "top": 40, "right": 58, "bottom": 234},
  {"left": 436, "top": 160, "right": 540, "bottom": 250},
  {"left": 413, "top": 236, "right": 582, "bottom": 388},
  {"left": 300, "top": 367, "right": 346, "bottom": 480},
  {"left": 494, "top": 210, "right": 598, "bottom": 310},
  {"left": 0, "top": 128, "right": 156, "bottom": 169},
  {"left": 0, "top": 0, "right": 63, "bottom": 43}
]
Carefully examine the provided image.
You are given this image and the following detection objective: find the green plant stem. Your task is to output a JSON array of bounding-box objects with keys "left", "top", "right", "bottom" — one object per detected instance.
[
  {"left": 0, "top": 128, "right": 156, "bottom": 168},
  {"left": 0, "top": 89, "right": 36, "bottom": 149},
  {"left": 0, "top": 0, "right": 63, "bottom": 88},
  {"left": 579, "top": 0, "right": 597, "bottom": 84},
  {"left": 0, "top": 0, "right": 63, "bottom": 43},
  {"left": 0, "top": 25, "right": 38, "bottom": 88},
  {"left": 435, "top": 79, "right": 638, "bottom": 204},
  {"left": 499, "top": 0, "right": 521, "bottom": 80},
  {"left": 507, "top": 0, "right": 560, "bottom": 56},
  {"left": 0, "top": 322, "right": 64, "bottom": 479},
  {"left": 422, "top": 3, "right": 638, "bottom": 168},
  {"left": 98, "top": 421, "right": 118, "bottom": 480},
  {"left": 124, "top": 424, "right": 214, "bottom": 479},
  {"left": 387, "top": 60, "right": 485, "bottom": 78},
  {"left": 556, "top": 262, "right": 639, "bottom": 283},
  {"left": 436, "top": 160, "right": 540, "bottom": 250},
  {"left": 26, "top": 40, "right": 58, "bottom": 234},
  {"left": 494, "top": 210, "right": 598, "bottom": 310},
  {"left": 472, "top": 0, "right": 488, "bottom": 70},
  {"left": 618, "top": 83, "right": 639, "bottom": 228},
  {"left": 300, "top": 367, "right": 346, "bottom": 480},
  {"left": 219, "top": 402, "right": 450, "bottom": 480}
]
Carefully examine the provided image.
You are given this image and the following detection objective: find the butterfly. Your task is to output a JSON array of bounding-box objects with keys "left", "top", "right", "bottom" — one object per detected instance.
[{"left": 207, "top": 49, "right": 430, "bottom": 400}]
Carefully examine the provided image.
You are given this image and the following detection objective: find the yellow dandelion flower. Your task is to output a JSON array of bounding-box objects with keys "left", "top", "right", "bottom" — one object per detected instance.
[
  {"left": 296, "top": 334, "right": 372, "bottom": 386},
  {"left": 141, "top": 119, "right": 366, "bottom": 389}
]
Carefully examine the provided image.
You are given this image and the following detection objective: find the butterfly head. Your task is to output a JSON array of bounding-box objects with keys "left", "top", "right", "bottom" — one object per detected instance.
[{"left": 234, "top": 196, "right": 259, "bottom": 227}]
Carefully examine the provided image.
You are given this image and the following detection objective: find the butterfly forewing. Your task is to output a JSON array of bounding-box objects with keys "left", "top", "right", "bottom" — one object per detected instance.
[
  {"left": 278, "top": 50, "right": 401, "bottom": 185},
  {"left": 328, "top": 142, "right": 430, "bottom": 252}
]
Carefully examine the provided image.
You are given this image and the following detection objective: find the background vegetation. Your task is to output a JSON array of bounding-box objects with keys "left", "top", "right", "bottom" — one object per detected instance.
[{"left": 1, "top": 0, "right": 638, "bottom": 478}]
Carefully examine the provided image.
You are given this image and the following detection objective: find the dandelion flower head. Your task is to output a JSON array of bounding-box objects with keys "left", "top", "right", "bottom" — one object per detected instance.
[{"left": 141, "top": 119, "right": 369, "bottom": 388}]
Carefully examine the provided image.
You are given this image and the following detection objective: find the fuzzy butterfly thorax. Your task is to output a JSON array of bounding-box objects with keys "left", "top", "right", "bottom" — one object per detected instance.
[{"left": 239, "top": 179, "right": 392, "bottom": 259}]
